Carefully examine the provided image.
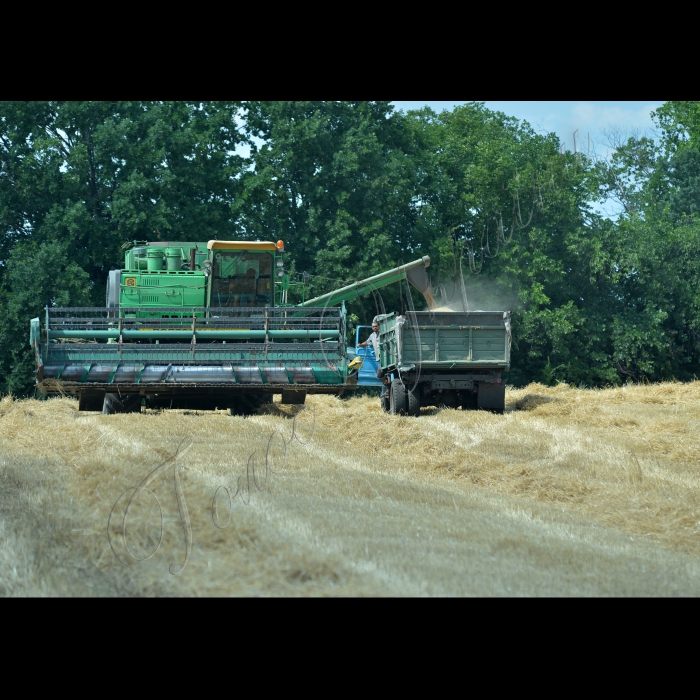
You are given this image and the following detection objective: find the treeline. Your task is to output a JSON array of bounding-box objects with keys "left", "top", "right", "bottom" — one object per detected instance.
[{"left": 2, "top": 101, "right": 699, "bottom": 394}]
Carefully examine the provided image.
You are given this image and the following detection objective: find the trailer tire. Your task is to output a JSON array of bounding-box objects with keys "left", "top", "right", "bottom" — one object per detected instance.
[
  {"left": 477, "top": 382, "right": 506, "bottom": 414},
  {"left": 461, "top": 393, "right": 478, "bottom": 411},
  {"left": 380, "top": 394, "right": 390, "bottom": 413},
  {"left": 389, "top": 380, "right": 407, "bottom": 416},
  {"left": 406, "top": 387, "right": 421, "bottom": 417}
]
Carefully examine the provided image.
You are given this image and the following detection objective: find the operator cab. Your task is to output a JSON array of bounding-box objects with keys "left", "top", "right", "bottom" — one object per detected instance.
[{"left": 207, "top": 241, "right": 276, "bottom": 307}]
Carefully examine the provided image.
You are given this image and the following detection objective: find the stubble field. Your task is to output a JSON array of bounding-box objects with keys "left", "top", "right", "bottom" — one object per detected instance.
[{"left": 2, "top": 381, "right": 700, "bottom": 596}]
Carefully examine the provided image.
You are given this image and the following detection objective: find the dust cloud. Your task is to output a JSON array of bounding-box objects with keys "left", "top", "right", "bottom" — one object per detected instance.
[{"left": 425, "top": 278, "right": 520, "bottom": 313}]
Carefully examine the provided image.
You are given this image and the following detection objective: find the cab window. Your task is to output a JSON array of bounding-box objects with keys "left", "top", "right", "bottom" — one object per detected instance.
[{"left": 211, "top": 252, "right": 273, "bottom": 307}]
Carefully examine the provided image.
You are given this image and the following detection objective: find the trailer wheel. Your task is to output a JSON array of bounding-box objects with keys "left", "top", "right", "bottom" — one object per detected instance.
[
  {"left": 380, "top": 393, "right": 390, "bottom": 413},
  {"left": 461, "top": 393, "right": 478, "bottom": 411},
  {"left": 477, "top": 382, "right": 506, "bottom": 414},
  {"left": 389, "top": 380, "right": 407, "bottom": 416},
  {"left": 406, "top": 386, "right": 421, "bottom": 417}
]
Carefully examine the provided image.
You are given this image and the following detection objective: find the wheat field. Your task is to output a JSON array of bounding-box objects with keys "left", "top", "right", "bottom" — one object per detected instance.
[{"left": 2, "top": 381, "right": 700, "bottom": 596}]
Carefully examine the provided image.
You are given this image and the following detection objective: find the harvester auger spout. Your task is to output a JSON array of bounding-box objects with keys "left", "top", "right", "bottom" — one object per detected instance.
[
  {"left": 30, "top": 240, "right": 435, "bottom": 414},
  {"left": 297, "top": 256, "right": 431, "bottom": 309}
]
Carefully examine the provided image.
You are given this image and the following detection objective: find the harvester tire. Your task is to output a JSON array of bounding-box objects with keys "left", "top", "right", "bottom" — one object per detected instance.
[
  {"left": 79, "top": 390, "right": 104, "bottom": 412},
  {"left": 231, "top": 393, "right": 272, "bottom": 416},
  {"left": 406, "top": 387, "right": 421, "bottom": 417},
  {"left": 103, "top": 393, "right": 141, "bottom": 415},
  {"left": 257, "top": 393, "right": 273, "bottom": 405},
  {"left": 389, "top": 380, "right": 407, "bottom": 416}
]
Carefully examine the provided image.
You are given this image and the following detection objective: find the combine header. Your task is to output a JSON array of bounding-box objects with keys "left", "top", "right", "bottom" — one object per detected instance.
[{"left": 30, "top": 240, "right": 434, "bottom": 413}]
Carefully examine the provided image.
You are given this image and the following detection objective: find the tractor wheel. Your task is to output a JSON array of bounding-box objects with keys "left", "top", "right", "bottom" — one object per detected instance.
[
  {"left": 380, "top": 393, "right": 390, "bottom": 413},
  {"left": 406, "top": 386, "right": 421, "bottom": 417},
  {"left": 389, "top": 379, "right": 407, "bottom": 416}
]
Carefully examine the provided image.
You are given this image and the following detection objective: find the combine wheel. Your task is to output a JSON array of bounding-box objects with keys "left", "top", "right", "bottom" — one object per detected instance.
[
  {"left": 231, "top": 393, "right": 271, "bottom": 416},
  {"left": 102, "top": 393, "right": 141, "bottom": 415},
  {"left": 389, "top": 379, "right": 407, "bottom": 416},
  {"left": 281, "top": 389, "right": 306, "bottom": 405},
  {"left": 406, "top": 386, "right": 421, "bottom": 417},
  {"left": 79, "top": 390, "right": 104, "bottom": 412}
]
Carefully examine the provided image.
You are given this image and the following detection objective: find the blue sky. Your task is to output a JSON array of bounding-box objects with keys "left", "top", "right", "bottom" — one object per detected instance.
[{"left": 391, "top": 101, "right": 664, "bottom": 158}]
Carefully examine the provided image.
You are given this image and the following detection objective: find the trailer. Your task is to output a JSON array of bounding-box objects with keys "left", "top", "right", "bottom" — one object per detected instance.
[{"left": 377, "top": 310, "right": 511, "bottom": 415}]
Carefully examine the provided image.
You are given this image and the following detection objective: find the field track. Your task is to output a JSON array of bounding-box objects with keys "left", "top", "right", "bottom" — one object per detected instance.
[{"left": 2, "top": 382, "right": 700, "bottom": 596}]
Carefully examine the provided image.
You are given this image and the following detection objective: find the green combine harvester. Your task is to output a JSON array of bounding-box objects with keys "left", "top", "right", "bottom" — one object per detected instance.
[{"left": 30, "top": 240, "right": 438, "bottom": 413}]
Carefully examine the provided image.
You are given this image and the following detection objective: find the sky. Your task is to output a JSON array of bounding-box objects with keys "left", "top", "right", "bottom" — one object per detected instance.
[{"left": 391, "top": 101, "right": 664, "bottom": 159}]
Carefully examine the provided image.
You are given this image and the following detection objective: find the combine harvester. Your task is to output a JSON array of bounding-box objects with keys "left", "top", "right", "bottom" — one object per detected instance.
[{"left": 30, "top": 240, "right": 510, "bottom": 415}]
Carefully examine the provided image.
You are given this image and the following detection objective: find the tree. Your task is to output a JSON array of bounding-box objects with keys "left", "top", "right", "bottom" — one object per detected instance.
[
  {"left": 582, "top": 102, "right": 700, "bottom": 383},
  {"left": 6, "top": 100, "right": 700, "bottom": 395},
  {"left": 0, "top": 101, "right": 248, "bottom": 395},
  {"left": 236, "top": 101, "right": 421, "bottom": 306},
  {"left": 401, "top": 104, "right": 614, "bottom": 385},
  {"left": 0, "top": 241, "right": 91, "bottom": 394}
]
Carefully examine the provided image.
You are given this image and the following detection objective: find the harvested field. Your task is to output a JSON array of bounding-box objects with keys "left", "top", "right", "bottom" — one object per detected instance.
[{"left": 2, "top": 381, "right": 700, "bottom": 596}]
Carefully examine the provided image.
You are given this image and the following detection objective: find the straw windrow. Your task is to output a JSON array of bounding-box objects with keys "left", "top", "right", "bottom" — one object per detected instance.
[{"left": 2, "top": 383, "right": 700, "bottom": 596}]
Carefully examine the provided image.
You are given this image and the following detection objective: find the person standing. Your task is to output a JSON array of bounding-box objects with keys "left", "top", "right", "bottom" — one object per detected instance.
[{"left": 358, "top": 320, "right": 388, "bottom": 394}]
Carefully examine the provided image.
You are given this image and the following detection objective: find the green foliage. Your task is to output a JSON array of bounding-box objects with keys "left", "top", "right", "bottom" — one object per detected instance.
[
  {"left": 4, "top": 100, "right": 700, "bottom": 395},
  {"left": 0, "top": 240, "right": 91, "bottom": 394},
  {"left": 403, "top": 103, "right": 566, "bottom": 273},
  {"left": 0, "top": 101, "right": 246, "bottom": 394},
  {"left": 0, "top": 101, "right": 245, "bottom": 288},
  {"left": 652, "top": 101, "right": 700, "bottom": 153},
  {"left": 237, "top": 102, "right": 419, "bottom": 274}
]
